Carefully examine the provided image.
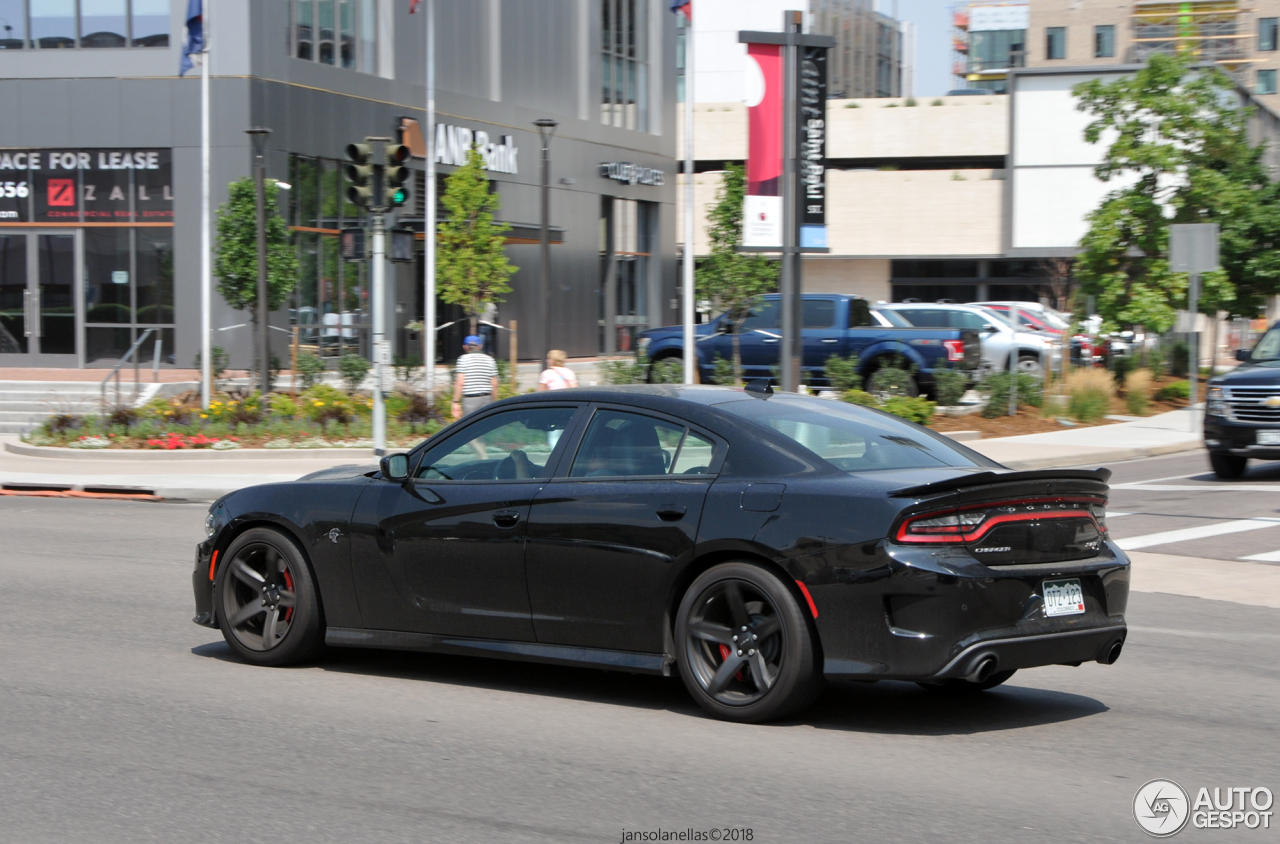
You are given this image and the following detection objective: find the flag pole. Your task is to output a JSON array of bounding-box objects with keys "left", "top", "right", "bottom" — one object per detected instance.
[
  {"left": 682, "top": 6, "right": 696, "bottom": 385},
  {"left": 423, "top": 0, "right": 437, "bottom": 400},
  {"left": 200, "top": 1, "right": 212, "bottom": 409}
]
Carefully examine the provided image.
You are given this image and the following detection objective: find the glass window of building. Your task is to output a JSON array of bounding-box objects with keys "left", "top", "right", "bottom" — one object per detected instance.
[
  {"left": 291, "top": 0, "right": 377, "bottom": 73},
  {"left": 80, "top": 0, "right": 126, "bottom": 47},
  {"left": 1046, "top": 26, "right": 1066, "bottom": 60},
  {"left": 131, "top": 0, "right": 168, "bottom": 46},
  {"left": 0, "top": 0, "right": 26, "bottom": 48},
  {"left": 601, "top": 0, "right": 649, "bottom": 131},
  {"left": 1259, "top": 69, "right": 1278, "bottom": 95},
  {"left": 1094, "top": 24, "right": 1114, "bottom": 58},
  {"left": 30, "top": 0, "right": 76, "bottom": 48},
  {"left": 1261, "top": 17, "right": 1278, "bottom": 52}
]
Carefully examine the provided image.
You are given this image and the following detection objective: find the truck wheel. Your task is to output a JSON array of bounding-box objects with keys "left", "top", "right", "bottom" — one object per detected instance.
[
  {"left": 647, "top": 354, "right": 685, "bottom": 384},
  {"left": 1209, "top": 453, "right": 1247, "bottom": 480},
  {"left": 864, "top": 367, "right": 919, "bottom": 398},
  {"left": 1016, "top": 354, "right": 1043, "bottom": 378}
]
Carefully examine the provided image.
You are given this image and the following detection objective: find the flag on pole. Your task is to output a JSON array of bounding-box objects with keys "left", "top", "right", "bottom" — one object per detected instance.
[
  {"left": 179, "top": 0, "right": 204, "bottom": 76},
  {"left": 670, "top": 0, "right": 691, "bottom": 19}
]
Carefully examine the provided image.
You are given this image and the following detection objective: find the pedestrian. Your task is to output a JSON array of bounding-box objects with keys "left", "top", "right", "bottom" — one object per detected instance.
[
  {"left": 538, "top": 350, "right": 578, "bottom": 391},
  {"left": 452, "top": 335, "right": 498, "bottom": 419}
]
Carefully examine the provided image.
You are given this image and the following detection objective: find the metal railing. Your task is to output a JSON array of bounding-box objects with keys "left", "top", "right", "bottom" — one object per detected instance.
[{"left": 100, "top": 329, "right": 161, "bottom": 409}]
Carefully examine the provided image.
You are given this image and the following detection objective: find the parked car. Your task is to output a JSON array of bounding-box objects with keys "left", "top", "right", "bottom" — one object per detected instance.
[
  {"left": 636, "top": 294, "right": 981, "bottom": 397},
  {"left": 1204, "top": 324, "right": 1280, "bottom": 478},
  {"left": 976, "top": 302, "right": 1093, "bottom": 365},
  {"left": 879, "top": 302, "right": 1058, "bottom": 377},
  {"left": 195, "top": 386, "right": 1129, "bottom": 722}
]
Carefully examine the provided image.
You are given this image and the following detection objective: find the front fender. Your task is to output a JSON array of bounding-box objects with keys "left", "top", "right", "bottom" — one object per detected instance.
[{"left": 860, "top": 342, "right": 930, "bottom": 375}]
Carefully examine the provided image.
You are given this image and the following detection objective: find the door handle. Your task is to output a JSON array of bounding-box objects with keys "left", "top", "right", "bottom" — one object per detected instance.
[
  {"left": 762, "top": 338, "right": 778, "bottom": 344},
  {"left": 492, "top": 510, "right": 520, "bottom": 528},
  {"left": 821, "top": 338, "right": 839, "bottom": 344},
  {"left": 22, "top": 289, "right": 33, "bottom": 338},
  {"left": 656, "top": 505, "right": 687, "bottom": 521}
]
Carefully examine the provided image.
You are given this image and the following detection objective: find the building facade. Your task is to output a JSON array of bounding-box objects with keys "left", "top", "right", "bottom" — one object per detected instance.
[
  {"left": 0, "top": 0, "right": 678, "bottom": 371},
  {"left": 952, "top": 1, "right": 1029, "bottom": 93}
]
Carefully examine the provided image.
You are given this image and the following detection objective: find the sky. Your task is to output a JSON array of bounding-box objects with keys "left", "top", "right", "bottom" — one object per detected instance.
[{"left": 889, "top": 0, "right": 957, "bottom": 97}]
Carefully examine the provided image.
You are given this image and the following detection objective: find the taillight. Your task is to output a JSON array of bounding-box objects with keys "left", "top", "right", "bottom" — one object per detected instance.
[
  {"left": 943, "top": 339, "right": 965, "bottom": 362},
  {"left": 895, "top": 497, "right": 1106, "bottom": 544}
]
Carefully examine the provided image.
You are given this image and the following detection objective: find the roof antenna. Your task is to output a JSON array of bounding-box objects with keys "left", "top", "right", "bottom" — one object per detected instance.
[{"left": 744, "top": 378, "right": 774, "bottom": 398}]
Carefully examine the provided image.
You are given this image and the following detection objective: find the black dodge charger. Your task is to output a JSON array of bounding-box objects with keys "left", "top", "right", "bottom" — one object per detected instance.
[{"left": 194, "top": 385, "right": 1129, "bottom": 722}]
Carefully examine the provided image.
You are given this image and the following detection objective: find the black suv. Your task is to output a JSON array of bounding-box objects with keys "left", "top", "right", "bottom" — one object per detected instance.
[{"left": 1205, "top": 325, "right": 1280, "bottom": 478}]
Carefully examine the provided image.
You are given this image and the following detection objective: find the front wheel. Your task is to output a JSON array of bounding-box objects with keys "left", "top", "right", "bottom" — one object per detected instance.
[
  {"left": 1015, "top": 354, "right": 1043, "bottom": 378},
  {"left": 215, "top": 527, "right": 324, "bottom": 666},
  {"left": 1209, "top": 452, "right": 1248, "bottom": 480},
  {"left": 675, "top": 562, "right": 822, "bottom": 722}
]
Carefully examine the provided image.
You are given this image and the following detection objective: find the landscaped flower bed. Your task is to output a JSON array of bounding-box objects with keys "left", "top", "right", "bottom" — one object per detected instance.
[{"left": 25, "top": 385, "right": 447, "bottom": 450}]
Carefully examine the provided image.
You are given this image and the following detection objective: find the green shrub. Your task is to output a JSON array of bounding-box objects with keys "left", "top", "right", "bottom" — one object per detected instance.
[
  {"left": 269, "top": 394, "right": 299, "bottom": 419},
  {"left": 881, "top": 395, "right": 936, "bottom": 425},
  {"left": 1143, "top": 343, "right": 1166, "bottom": 378},
  {"left": 1124, "top": 369, "right": 1153, "bottom": 416},
  {"left": 841, "top": 389, "right": 880, "bottom": 407},
  {"left": 933, "top": 366, "right": 967, "bottom": 407},
  {"left": 192, "top": 346, "right": 230, "bottom": 382},
  {"left": 338, "top": 353, "right": 371, "bottom": 392},
  {"left": 296, "top": 352, "right": 325, "bottom": 389},
  {"left": 650, "top": 357, "right": 684, "bottom": 384},
  {"left": 1155, "top": 380, "right": 1190, "bottom": 402},
  {"left": 1169, "top": 340, "right": 1190, "bottom": 378},
  {"left": 1065, "top": 368, "right": 1115, "bottom": 423},
  {"left": 600, "top": 355, "right": 645, "bottom": 385},
  {"left": 1111, "top": 353, "right": 1133, "bottom": 386},
  {"left": 864, "top": 358, "right": 915, "bottom": 397},
  {"left": 981, "top": 372, "right": 1043, "bottom": 417},
  {"left": 823, "top": 354, "right": 861, "bottom": 392},
  {"left": 711, "top": 356, "right": 736, "bottom": 386}
]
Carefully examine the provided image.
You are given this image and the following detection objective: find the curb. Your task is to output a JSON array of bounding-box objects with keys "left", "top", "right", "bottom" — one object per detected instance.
[
  {"left": 995, "top": 438, "right": 1203, "bottom": 470},
  {"left": 4, "top": 440, "right": 380, "bottom": 461}
]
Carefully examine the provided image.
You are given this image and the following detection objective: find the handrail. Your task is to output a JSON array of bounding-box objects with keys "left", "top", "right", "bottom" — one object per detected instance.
[{"left": 101, "top": 328, "right": 156, "bottom": 409}]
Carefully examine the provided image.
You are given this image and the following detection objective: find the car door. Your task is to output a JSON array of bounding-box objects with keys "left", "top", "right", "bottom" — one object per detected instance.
[
  {"left": 348, "top": 404, "right": 583, "bottom": 640},
  {"left": 802, "top": 297, "right": 844, "bottom": 378},
  {"left": 846, "top": 297, "right": 891, "bottom": 360},
  {"left": 524, "top": 407, "right": 723, "bottom": 653},
  {"left": 736, "top": 298, "right": 782, "bottom": 379}
]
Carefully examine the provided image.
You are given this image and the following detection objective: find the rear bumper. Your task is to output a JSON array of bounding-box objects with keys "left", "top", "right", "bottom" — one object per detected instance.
[{"left": 925, "top": 625, "right": 1125, "bottom": 680}]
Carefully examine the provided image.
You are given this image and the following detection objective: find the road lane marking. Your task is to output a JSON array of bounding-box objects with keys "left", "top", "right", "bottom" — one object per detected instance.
[
  {"left": 1107, "top": 511, "right": 1133, "bottom": 518},
  {"left": 1240, "top": 550, "right": 1280, "bottom": 562},
  {"left": 1114, "top": 518, "right": 1280, "bottom": 551}
]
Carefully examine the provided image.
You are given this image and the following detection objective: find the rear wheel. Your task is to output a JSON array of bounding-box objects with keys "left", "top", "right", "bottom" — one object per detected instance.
[
  {"left": 1209, "top": 452, "right": 1248, "bottom": 480},
  {"left": 1015, "top": 353, "right": 1043, "bottom": 378},
  {"left": 215, "top": 527, "right": 324, "bottom": 666},
  {"left": 675, "top": 562, "right": 822, "bottom": 722},
  {"left": 864, "top": 366, "right": 920, "bottom": 399},
  {"left": 918, "top": 669, "right": 1017, "bottom": 693}
]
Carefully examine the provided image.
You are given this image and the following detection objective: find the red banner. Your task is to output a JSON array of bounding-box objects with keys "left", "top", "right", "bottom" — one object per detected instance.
[{"left": 743, "top": 43, "right": 783, "bottom": 246}]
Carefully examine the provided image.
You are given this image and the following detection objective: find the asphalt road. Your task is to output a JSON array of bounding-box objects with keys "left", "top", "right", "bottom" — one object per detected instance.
[{"left": 1, "top": 473, "right": 1277, "bottom": 844}]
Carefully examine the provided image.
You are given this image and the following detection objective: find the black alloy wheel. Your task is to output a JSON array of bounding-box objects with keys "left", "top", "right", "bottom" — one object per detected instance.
[
  {"left": 1209, "top": 452, "right": 1247, "bottom": 480},
  {"left": 675, "top": 562, "right": 822, "bottom": 722},
  {"left": 215, "top": 527, "right": 323, "bottom": 666}
]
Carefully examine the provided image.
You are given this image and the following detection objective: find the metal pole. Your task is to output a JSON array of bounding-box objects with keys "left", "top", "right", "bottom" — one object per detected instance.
[
  {"left": 247, "top": 127, "right": 272, "bottom": 395},
  {"left": 1189, "top": 273, "right": 1199, "bottom": 432},
  {"left": 200, "top": 6, "right": 211, "bottom": 409},
  {"left": 372, "top": 210, "right": 387, "bottom": 454},
  {"left": 780, "top": 11, "right": 801, "bottom": 394},
  {"left": 423, "top": 0, "right": 437, "bottom": 400},
  {"left": 1008, "top": 302, "right": 1019, "bottom": 416},
  {"left": 534, "top": 119, "right": 557, "bottom": 363},
  {"left": 682, "top": 9, "right": 696, "bottom": 385}
]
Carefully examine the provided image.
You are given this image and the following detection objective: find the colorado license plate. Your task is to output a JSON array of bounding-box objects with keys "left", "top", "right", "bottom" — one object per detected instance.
[
  {"left": 1258, "top": 431, "right": 1280, "bottom": 445},
  {"left": 1043, "top": 578, "right": 1086, "bottom": 617}
]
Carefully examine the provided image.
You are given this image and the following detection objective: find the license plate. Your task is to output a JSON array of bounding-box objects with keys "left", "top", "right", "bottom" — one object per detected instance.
[
  {"left": 1258, "top": 431, "right": 1280, "bottom": 445},
  {"left": 1043, "top": 578, "right": 1086, "bottom": 617}
]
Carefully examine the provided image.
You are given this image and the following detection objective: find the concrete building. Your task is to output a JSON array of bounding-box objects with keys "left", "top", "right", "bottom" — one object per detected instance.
[
  {"left": 952, "top": 1, "right": 1029, "bottom": 93},
  {"left": 0, "top": 0, "right": 679, "bottom": 371}
]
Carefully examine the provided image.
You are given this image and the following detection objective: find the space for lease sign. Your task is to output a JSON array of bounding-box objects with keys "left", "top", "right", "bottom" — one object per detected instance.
[{"left": 0, "top": 148, "right": 172, "bottom": 223}]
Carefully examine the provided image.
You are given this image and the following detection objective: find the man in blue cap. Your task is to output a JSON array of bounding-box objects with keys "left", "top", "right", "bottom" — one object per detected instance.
[{"left": 452, "top": 334, "right": 499, "bottom": 419}]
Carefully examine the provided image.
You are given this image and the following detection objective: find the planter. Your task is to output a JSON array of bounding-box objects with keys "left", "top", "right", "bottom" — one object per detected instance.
[{"left": 5, "top": 440, "right": 386, "bottom": 460}]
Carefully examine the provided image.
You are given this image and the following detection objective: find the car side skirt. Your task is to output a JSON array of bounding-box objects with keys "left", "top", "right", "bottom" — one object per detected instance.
[{"left": 325, "top": 627, "right": 674, "bottom": 676}]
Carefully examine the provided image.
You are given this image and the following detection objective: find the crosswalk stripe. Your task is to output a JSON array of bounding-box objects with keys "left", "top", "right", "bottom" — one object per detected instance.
[
  {"left": 1114, "top": 518, "right": 1280, "bottom": 551},
  {"left": 1240, "top": 550, "right": 1280, "bottom": 562}
]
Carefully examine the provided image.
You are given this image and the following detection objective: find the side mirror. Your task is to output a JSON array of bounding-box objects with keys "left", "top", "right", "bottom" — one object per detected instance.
[
  {"left": 717, "top": 322, "right": 733, "bottom": 335},
  {"left": 1237, "top": 349, "right": 1252, "bottom": 363},
  {"left": 380, "top": 452, "right": 411, "bottom": 482},
  {"left": 981, "top": 324, "right": 997, "bottom": 333}
]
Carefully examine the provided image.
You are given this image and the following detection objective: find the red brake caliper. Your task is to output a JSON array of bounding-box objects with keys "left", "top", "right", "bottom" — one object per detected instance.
[
  {"left": 718, "top": 643, "right": 745, "bottom": 681},
  {"left": 282, "top": 569, "right": 295, "bottom": 622}
]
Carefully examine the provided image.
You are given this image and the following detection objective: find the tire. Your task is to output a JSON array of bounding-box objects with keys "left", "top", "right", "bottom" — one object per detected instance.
[
  {"left": 918, "top": 669, "right": 1017, "bottom": 693},
  {"left": 1209, "top": 452, "right": 1248, "bottom": 480},
  {"left": 675, "top": 562, "right": 823, "bottom": 723},
  {"left": 1015, "top": 354, "right": 1043, "bottom": 378},
  {"left": 215, "top": 527, "right": 324, "bottom": 666},
  {"left": 864, "top": 367, "right": 920, "bottom": 398}
]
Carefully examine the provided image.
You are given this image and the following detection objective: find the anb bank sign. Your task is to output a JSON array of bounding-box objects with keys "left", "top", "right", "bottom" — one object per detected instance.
[{"left": 0, "top": 148, "right": 172, "bottom": 223}]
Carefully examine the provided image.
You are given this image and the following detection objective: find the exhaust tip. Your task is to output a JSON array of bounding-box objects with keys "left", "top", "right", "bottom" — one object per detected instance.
[
  {"left": 1097, "top": 637, "right": 1124, "bottom": 665},
  {"left": 964, "top": 653, "right": 998, "bottom": 683}
]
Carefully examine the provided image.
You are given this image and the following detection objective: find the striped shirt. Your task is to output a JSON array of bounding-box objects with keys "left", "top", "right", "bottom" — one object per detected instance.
[{"left": 456, "top": 352, "right": 498, "bottom": 396}]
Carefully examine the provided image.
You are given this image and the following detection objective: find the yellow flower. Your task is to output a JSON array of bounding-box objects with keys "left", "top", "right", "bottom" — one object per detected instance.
[
  {"left": 314, "top": 401, "right": 324, "bottom": 406},
  {"left": 200, "top": 414, "right": 208, "bottom": 419}
]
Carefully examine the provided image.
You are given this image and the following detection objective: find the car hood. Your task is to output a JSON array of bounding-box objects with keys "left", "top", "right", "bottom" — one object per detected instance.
[
  {"left": 295, "top": 463, "right": 377, "bottom": 482},
  {"left": 1212, "top": 361, "right": 1280, "bottom": 387}
]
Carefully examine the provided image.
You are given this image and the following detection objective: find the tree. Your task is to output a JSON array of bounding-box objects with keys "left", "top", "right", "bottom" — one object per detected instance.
[
  {"left": 696, "top": 163, "right": 779, "bottom": 385},
  {"left": 437, "top": 147, "right": 516, "bottom": 333},
  {"left": 1072, "top": 53, "right": 1276, "bottom": 333},
  {"left": 214, "top": 176, "right": 298, "bottom": 374}
]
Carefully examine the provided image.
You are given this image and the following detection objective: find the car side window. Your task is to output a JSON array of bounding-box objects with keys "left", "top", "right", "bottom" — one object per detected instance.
[
  {"left": 803, "top": 299, "right": 836, "bottom": 329},
  {"left": 849, "top": 299, "right": 875, "bottom": 327},
  {"left": 570, "top": 410, "right": 714, "bottom": 478},
  {"left": 952, "top": 311, "right": 990, "bottom": 331},
  {"left": 740, "top": 299, "right": 779, "bottom": 331},
  {"left": 416, "top": 407, "right": 578, "bottom": 481},
  {"left": 898, "top": 308, "right": 946, "bottom": 327}
]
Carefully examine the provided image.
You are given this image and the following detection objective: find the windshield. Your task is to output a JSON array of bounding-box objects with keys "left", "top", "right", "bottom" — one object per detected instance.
[
  {"left": 872, "top": 307, "right": 911, "bottom": 327},
  {"left": 720, "top": 398, "right": 995, "bottom": 472},
  {"left": 1252, "top": 327, "right": 1280, "bottom": 362}
]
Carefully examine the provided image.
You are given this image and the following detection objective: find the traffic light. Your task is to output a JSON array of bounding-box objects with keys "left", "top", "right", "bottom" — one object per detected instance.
[
  {"left": 345, "top": 142, "right": 374, "bottom": 208},
  {"left": 384, "top": 143, "right": 411, "bottom": 208}
]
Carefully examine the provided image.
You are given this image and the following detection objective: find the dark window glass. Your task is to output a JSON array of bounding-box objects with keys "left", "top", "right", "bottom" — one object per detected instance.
[
  {"left": 803, "top": 299, "right": 837, "bottom": 329},
  {"left": 570, "top": 410, "right": 686, "bottom": 477},
  {"left": 131, "top": 0, "right": 169, "bottom": 46},
  {"left": 891, "top": 259, "right": 978, "bottom": 279},
  {"left": 1094, "top": 24, "right": 1114, "bottom": 58},
  {"left": 849, "top": 299, "right": 874, "bottom": 327},
  {"left": 1046, "top": 26, "right": 1066, "bottom": 60},
  {"left": 37, "top": 234, "right": 75, "bottom": 354},
  {"left": 893, "top": 308, "right": 948, "bottom": 327},
  {"left": 1259, "top": 69, "right": 1278, "bottom": 95},
  {"left": 30, "top": 0, "right": 76, "bottom": 48},
  {"left": 359, "top": 0, "right": 376, "bottom": 73},
  {"left": 950, "top": 310, "right": 992, "bottom": 331},
  {"left": 86, "top": 326, "right": 131, "bottom": 366},
  {"left": 740, "top": 298, "right": 779, "bottom": 330},
  {"left": 317, "top": 0, "right": 334, "bottom": 64},
  {"left": 135, "top": 229, "right": 173, "bottom": 325},
  {"left": 1260, "top": 17, "right": 1278, "bottom": 51},
  {"left": 81, "top": 0, "right": 127, "bottom": 48},
  {"left": 418, "top": 407, "right": 577, "bottom": 480},
  {"left": 84, "top": 228, "right": 131, "bottom": 325},
  {"left": 671, "top": 430, "right": 715, "bottom": 475},
  {"left": 339, "top": 0, "right": 355, "bottom": 68},
  {"left": 295, "top": 0, "right": 313, "bottom": 59},
  {"left": 0, "top": 234, "right": 28, "bottom": 353},
  {"left": 0, "top": 0, "right": 27, "bottom": 49}
]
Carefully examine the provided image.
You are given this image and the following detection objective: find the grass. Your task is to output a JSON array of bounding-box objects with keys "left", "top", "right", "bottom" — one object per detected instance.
[
  {"left": 1065, "top": 367, "right": 1116, "bottom": 423},
  {"left": 1124, "top": 368, "right": 1153, "bottom": 416}
]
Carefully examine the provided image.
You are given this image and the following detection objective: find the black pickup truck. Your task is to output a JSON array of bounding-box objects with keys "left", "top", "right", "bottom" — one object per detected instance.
[{"left": 1205, "top": 324, "right": 1280, "bottom": 478}]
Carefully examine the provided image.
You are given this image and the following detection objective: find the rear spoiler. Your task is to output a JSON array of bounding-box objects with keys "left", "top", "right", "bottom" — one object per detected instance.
[{"left": 889, "top": 467, "right": 1112, "bottom": 498}]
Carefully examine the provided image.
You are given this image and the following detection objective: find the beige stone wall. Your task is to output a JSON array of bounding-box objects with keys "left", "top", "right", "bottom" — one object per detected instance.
[{"left": 801, "top": 259, "right": 892, "bottom": 301}]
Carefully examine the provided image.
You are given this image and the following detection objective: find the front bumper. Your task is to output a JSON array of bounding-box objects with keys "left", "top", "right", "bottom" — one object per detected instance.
[
  {"left": 192, "top": 539, "right": 217, "bottom": 628},
  {"left": 1204, "top": 416, "right": 1280, "bottom": 458}
]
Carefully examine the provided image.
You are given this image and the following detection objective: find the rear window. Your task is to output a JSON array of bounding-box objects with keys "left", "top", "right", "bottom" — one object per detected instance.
[
  {"left": 803, "top": 299, "right": 836, "bottom": 329},
  {"left": 720, "top": 398, "right": 994, "bottom": 472}
]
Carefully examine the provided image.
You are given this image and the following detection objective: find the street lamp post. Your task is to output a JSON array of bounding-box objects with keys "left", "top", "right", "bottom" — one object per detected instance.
[
  {"left": 533, "top": 118, "right": 558, "bottom": 362},
  {"left": 246, "top": 127, "right": 272, "bottom": 395}
]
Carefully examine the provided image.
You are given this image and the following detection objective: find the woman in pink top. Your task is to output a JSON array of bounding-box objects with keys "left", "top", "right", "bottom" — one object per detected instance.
[{"left": 538, "top": 349, "right": 579, "bottom": 391}]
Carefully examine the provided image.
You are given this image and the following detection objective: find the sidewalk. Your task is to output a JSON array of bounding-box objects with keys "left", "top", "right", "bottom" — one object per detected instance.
[{"left": 964, "top": 407, "right": 1203, "bottom": 470}]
